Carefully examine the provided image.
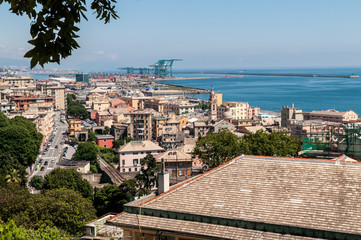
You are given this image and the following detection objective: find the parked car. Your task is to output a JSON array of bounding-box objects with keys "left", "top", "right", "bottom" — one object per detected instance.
[
  {"left": 40, "top": 167, "right": 45, "bottom": 171},
  {"left": 44, "top": 161, "right": 48, "bottom": 166}
]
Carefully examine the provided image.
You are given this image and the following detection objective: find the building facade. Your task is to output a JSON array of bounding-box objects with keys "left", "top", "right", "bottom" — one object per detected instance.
[
  {"left": 118, "top": 141, "right": 164, "bottom": 173},
  {"left": 128, "top": 111, "right": 152, "bottom": 140}
]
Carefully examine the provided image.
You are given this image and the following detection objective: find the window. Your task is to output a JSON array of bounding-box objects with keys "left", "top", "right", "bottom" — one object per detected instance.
[
  {"left": 122, "top": 169, "right": 125, "bottom": 172},
  {"left": 133, "top": 159, "right": 138, "bottom": 165},
  {"left": 133, "top": 152, "right": 138, "bottom": 155},
  {"left": 135, "top": 168, "right": 137, "bottom": 172},
  {"left": 129, "top": 168, "right": 132, "bottom": 172},
  {"left": 122, "top": 160, "right": 125, "bottom": 166}
]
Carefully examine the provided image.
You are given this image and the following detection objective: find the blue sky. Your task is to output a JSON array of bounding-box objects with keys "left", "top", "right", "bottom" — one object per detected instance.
[{"left": 1, "top": 0, "right": 361, "bottom": 71}]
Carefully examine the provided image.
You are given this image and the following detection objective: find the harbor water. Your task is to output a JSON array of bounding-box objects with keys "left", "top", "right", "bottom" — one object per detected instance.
[{"left": 165, "top": 67, "right": 361, "bottom": 114}]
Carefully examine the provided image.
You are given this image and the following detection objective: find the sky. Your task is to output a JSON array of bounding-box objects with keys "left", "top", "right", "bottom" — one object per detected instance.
[{"left": 1, "top": 0, "right": 361, "bottom": 71}]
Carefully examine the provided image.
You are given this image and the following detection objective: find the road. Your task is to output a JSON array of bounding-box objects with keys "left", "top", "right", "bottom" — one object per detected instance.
[{"left": 29, "top": 111, "right": 75, "bottom": 178}]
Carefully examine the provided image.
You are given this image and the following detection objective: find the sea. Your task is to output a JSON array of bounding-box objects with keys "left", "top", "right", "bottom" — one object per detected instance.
[
  {"left": 30, "top": 67, "right": 361, "bottom": 115},
  {"left": 162, "top": 67, "right": 361, "bottom": 115}
]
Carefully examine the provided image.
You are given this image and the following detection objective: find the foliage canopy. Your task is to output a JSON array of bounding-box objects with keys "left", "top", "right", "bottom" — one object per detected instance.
[
  {"left": 193, "top": 130, "right": 301, "bottom": 169},
  {"left": 0, "top": 220, "right": 69, "bottom": 240},
  {"left": 0, "top": 0, "right": 119, "bottom": 68},
  {"left": 0, "top": 112, "right": 42, "bottom": 166},
  {"left": 94, "top": 179, "right": 137, "bottom": 216},
  {"left": 42, "top": 168, "right": 93, "bottom": 199}
]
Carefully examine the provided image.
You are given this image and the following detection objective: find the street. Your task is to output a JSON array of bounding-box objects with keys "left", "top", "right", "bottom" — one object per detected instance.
[{"left": 29, "top": 111, "right": 75, "bottom": 179}]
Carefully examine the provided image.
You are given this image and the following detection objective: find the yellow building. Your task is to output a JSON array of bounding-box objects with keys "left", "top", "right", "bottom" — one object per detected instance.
[
  {"left": 69, "top": 119, "right": 81, "bottom": 136},
  {"left": 48, "top": 86, "right": 66, "bottom": 110},
  {"left": 92, "top": 100, "right": 110, "bottom": 111},
  {"left": 152, "top": 116, "right": 169, "bottom": 140},
  {"left": 217, "top": 101, "right": 249, "bottom": 120},
  {"left": 122, "top": 97, "right": 145, "bottom": 110},
  {"left": 215, "top": 92, "right": 223, "bottom": 106},
  {"left": 178, "top": 116, "right": 189, "bottom": 131}
]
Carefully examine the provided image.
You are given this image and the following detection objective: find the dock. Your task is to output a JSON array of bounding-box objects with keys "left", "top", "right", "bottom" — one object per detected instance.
[{"left": 174, "top": 72, "right": 360, "bottom": 78}]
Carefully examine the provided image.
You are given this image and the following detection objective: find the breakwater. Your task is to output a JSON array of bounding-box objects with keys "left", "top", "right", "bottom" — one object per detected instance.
[{"left": 175, "top": 72, "right": 359, "bottom": 78}]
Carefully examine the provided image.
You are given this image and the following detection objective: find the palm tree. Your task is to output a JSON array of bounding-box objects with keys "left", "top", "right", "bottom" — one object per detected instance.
[{"left": 5, "top": 169, "right": 22, "bottom": 183}]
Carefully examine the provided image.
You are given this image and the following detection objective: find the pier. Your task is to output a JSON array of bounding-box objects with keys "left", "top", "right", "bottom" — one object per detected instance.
[{"left": 174, "top": 72, "right": 360, "bottom": 78}]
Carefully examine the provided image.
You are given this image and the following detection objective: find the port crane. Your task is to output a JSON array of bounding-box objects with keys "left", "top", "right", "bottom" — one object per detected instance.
[
  {"left": 119, "top": 59, "right": 182, "bottom": 78},
  {"left": 149, "top": 59, "right": 182, "bottom": 78}
]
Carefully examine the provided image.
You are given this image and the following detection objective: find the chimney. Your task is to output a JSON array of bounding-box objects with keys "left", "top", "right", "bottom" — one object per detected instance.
[{"left": 157, "top": 159, "right": 169, "bottom": 195}]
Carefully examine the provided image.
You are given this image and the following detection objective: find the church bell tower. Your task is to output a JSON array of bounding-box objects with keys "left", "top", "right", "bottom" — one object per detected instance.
[{"left": 209, "top": 88, "right": 217, "bottom": 121}]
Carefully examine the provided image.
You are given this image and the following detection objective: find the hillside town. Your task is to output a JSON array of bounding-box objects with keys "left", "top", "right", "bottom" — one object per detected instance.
[{"left": 2, "top": 72, "right": 361, "bottom": 239}]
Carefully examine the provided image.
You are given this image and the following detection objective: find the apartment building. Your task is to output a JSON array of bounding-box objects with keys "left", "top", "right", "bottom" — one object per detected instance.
[
  {"left": 69, "top": 119, "right": 81, "bottom": 136},
  {"left": 23, "top": 103, "right": 54, "bottom": 145},
  {"left": 118, "top": 141, "right": 164, "bottom": 173},
  {"left": 160, "top": 125, "right": 185, "bottom": 150},
  {"left": 0, "top": 76, "right": 34, "bottom": 86},
  {"left": 163, "top": 100, "right": 195, "bottom": 115},
  {"left": 128, "top": 110, "right": 152, "bottom": 140},
  {"left": 11, "top": 95, "right": 54, "bottom": 111},
  {"left": 152, "top": 116, "right": 170, "bottom": 140},
  {"left": 36, "top": 82, "right": 67, "bottom": 111},
  {"left": 217, "top": 102, "right": 249, "bottom": 120},
  {"left": 92, "top": 99, "right": 110, "bottom": 112},
  {"left": 0, "top": 99, "right": 15, "bottom": 114}
]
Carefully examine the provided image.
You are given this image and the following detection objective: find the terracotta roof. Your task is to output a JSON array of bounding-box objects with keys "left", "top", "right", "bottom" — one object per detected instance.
[{"left": 108, "top": 155, "right": 361, "bottom": 239}]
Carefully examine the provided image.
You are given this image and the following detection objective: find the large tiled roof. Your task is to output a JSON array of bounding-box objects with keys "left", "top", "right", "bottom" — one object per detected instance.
[
  {"left": 108, "top": 155, "right": 361, "bottom": 239},
  {"left": 309, "top": 109, "right": 357, "bottom": 117},
  {"left": 111, "top": 212, "right": 317, "bottom": 240}
]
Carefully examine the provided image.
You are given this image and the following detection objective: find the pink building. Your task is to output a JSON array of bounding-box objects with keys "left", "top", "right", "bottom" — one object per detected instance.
[
  {"left": 110, "top": 98, "right": 126, "bottom": 108},
  {"left": 90, "top": 110, "right": 98, "bottom": 120},
  {"left": 118, "top": 141, "right": 164, "bottom": 173},
  {"left": 248, "top": 107, "right": 260, "bottom": 119}
]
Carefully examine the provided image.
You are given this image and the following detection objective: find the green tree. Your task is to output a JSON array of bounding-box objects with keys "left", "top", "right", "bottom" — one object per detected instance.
[
  {"left": 0, "top": 184, "right": 30, "bottom": 223},
  {"left": 74, "top": 142, "right": 98, "bottom": 162},
  {"left": 193, "top": 130, "right": 241, "bottom": 169},
  {"left": 0, "top": 220, "right": 69, "bottom": 240},
  {"left": 67, "top": 101, "right": 89, "bottom": 119},
  {"left": 18, "top": 189, "right": 96, "bottom": 236},
  {"left": 93, "top": 179, "right": 137, "bottom": 216},
  {"left": 66, "top": 93, "right": 76, "bottom": 104},
  {"left": 74, "top": 142, "right": 99, "bottom": 173},
  {"left": 0, "top": 153, "right": 27, "bottom": 187},
  {"left": 88, "top": 130, "right": 96, "bottom": 142},
  {"left": 0, "top": 0, "right": 119, "bottom": 68},
  {"left": 136, "top": 154, "right": 159, "bottom": 195},
  {"left": 104, "top": 126, "right": 110, "bottom": 134},
  {"left": 113, "top": 139, "right": 124, "bottom": 149},
  {"left": 240, "top": 130, "right": 301, "bottom": 157},
  {"left": 5, "top": 169, "right": 22, "bottom": 184},
  {"left": 30, "top": 175, "right": 44, "bottom": 190},
  {"left": 42, "top": 168, "right": 93, "bottom": 199},
  {"left": 0, "top": 114, "right": 42, "bottom": 166}
]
